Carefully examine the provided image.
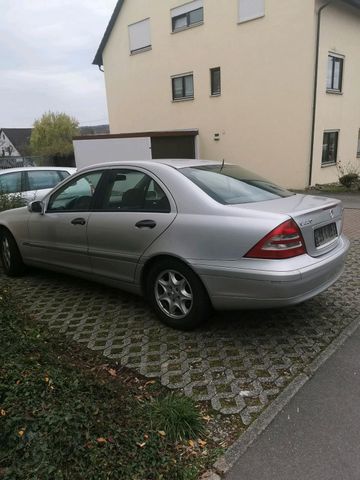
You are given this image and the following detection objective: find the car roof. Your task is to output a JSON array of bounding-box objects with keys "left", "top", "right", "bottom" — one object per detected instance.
[
  {"left": 77, "top": 159, "right": 221, "bottom": 172},
  {"left": 0, "top": 166, "right": 76, "bottom": 175}
]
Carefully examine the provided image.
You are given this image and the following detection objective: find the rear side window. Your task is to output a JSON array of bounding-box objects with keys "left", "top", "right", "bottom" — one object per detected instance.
[
  {"left": 100, "top": 169, "right": 170, "bottom": 212},
  {"left": 0, "top": 172, "right": 22, "bottom": 194},
  {"left": 26, "top": 170, "right": 62, "bottom": 190},
  {"left": 180, "top": 165, "right": 294, "bottom": 204}
]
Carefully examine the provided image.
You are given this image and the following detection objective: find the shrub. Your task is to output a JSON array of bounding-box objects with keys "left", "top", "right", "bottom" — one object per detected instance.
[
  {"left": 0, "top": 192, "right": 25, "bottom": 212},
  {"left": 148, "top": 394, "right": 204, "bottom": 442},
  {"left": 337, "top": 161, "right": 360, "bottom": 190}
]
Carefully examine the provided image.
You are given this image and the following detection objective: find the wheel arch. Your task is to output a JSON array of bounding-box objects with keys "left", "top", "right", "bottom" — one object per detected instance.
[{"left": 140, "top": 254, "right": 212, "bottom": 304}]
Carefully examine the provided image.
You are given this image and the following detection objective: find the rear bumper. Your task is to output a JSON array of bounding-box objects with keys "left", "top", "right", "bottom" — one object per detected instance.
[{"left": 192, "top": 235, "right": 350, "bottom": 310}]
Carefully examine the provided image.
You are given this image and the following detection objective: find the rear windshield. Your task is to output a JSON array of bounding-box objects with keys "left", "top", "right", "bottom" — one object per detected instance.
[{"left": 179, "top": 164, "right": 294, "bottom": 204}]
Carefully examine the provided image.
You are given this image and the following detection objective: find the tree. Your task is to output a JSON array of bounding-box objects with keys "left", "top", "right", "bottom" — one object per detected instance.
[{"left": 30, "top": 112, "right": 79, "bottom": 158}]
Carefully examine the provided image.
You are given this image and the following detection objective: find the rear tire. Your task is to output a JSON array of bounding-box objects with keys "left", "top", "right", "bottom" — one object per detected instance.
[
  {"left": 0, "top": 230, "right": 25, "bottom": 276},
  {"left": 146, "top": 258, "right": 210, "bottom": 330}
]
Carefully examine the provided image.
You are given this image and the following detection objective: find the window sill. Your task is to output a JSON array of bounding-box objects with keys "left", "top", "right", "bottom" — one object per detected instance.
[
  {"left": 237, "top": 14, "right": 265, "bottom": 25},
  {"left": 321, "top": 162, "right": 337, "bottom": 168},
  {"left": 172, "top": 97, "right": 194, "bottom": 103},
  {"left": 171, "top": 22, "right": 203, "bottom": 34},
  {"left": 210, "top": 93, "right": 221, "bottom": 97},
  {"left": 130, "top": 46, "right": 152, "bottom": 56},
  {"left": 326, "top": 89, "right": 343, "bottom": 95}
]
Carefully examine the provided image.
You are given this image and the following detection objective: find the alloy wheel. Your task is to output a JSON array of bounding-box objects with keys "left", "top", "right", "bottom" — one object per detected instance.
[{"left": 154, "top": 269, "right": 193, "bottom": 319}]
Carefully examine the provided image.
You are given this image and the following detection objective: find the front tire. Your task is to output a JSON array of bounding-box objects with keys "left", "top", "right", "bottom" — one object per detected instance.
[
  {"left": 146, "top": 259, "right": 210, "bottom": 330},
  {"left": 0, "top": 230, "right": 25, "bottom": 276}
]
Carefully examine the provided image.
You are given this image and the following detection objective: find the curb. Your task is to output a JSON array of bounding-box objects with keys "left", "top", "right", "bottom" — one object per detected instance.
[{"left": 211, "top": 314, "right": 360, "bottom": 477}]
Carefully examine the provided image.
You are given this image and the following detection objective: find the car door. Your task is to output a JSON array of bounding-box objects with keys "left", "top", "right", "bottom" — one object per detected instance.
[
  {"left": 86, "top": 168, "right": 177, "bottom": 284},
  {"left": 26, "top": 171, "right": 104, "bottom": 273}
]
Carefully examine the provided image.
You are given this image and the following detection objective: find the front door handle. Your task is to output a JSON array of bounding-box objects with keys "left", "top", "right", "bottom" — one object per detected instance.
[
  {"left": 135, "top": 219, "right": 156, "bottom": 229},
  {"left": 71, "top": 217, "right": 86, "bottom": 226}
]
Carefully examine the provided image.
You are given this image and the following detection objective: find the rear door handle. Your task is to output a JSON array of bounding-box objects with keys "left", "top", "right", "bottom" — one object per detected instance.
[
  {"left": 135, "top": 219, "right": 156, "bottom": 229},
  {"left": 71, "top": 217, "right": 86, "bottom": 226}
]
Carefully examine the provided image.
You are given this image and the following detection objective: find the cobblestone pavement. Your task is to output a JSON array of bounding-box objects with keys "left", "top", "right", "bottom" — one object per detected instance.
[{"left": 0, "top": 210, "right": 359, "bottom": 425}]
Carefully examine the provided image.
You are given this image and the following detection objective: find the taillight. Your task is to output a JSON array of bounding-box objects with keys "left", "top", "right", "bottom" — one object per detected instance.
[{"left": 245, "top": 219, "right": 306, "bottom": 259}]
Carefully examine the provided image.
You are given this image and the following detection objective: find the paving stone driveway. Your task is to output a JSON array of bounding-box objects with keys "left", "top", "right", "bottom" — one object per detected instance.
[{"left": 1, "top": 211, "right": 359, "bottom": 425}]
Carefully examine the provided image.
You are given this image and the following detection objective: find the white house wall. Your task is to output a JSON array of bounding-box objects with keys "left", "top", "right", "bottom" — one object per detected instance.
[
  {"left": 312, "top": 1, "right": 360, "bottom": 185},
  {"left": 102, "top": 0, "right": 316, "bottom": 189},
  {"left": 0, "top": 131, "right": 20, "bottom": 157}
]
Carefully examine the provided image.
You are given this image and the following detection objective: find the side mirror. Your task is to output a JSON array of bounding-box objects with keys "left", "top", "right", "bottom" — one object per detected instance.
[{"left": 28, "top": 201, "right": 44, "bottom": 214}]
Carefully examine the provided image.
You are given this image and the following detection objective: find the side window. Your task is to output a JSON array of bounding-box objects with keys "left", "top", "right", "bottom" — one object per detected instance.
[
  {"left": 0, "top": 172, "right": 22, "bottom": 194},
  {"left": 26, "top": 170, "right": 63, "bottom": 191},
  {"left": 101, "top": 169, "right": 170, "bottom": 212},
  {"left": 58, "top": 170, "right": 72, "bottom": 180},
  {"left": 47, "top": 172, "right": 102, "bottom": 212}
]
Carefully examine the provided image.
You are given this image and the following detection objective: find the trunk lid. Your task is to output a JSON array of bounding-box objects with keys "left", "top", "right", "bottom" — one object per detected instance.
[{"left": 233, "top": 194, "right": 343, "bottom": 257}]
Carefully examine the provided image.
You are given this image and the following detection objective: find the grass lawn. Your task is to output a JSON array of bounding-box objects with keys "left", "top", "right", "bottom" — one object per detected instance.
[{"left": 0, "top": 286, "right": 216, "bottom": 480}]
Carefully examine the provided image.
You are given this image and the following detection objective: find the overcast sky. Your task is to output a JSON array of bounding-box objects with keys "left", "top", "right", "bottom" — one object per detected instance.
[{"left": 0, "top": 0, "right": 117, "bottom": 128}]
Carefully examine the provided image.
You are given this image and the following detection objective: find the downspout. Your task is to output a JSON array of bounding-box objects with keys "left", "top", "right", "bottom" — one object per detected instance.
[{"left": 308, "top": 1, "right": 333, "bottom": 186}]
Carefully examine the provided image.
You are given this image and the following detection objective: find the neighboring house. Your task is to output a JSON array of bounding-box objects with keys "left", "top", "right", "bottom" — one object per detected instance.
[
  {"left": 93, "top": 0, "right": 360, "bottom": 189},
  {"left": 0, "top": 128, "right": 32, "bottom": 157}
]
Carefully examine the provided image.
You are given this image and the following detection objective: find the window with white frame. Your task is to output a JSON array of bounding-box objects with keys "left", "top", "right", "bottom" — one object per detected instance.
[
  {"left": 327, "top": 54, "right": 344, "bottom": 92},
  {"left": 172, "top": 73, "right": 194, "bottom": 100},
  {"left": 238, "top": 0, "right": 265, "bottom": 23},
  {"left": 171, "top": 0, "right": 204, "bottom": 32},
  {"left": 128, "top": 18, "right": 151, "bottom": 54}
]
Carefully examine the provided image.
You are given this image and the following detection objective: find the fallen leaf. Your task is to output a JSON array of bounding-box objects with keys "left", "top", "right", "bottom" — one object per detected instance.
[
  {"left": 137, "top": 442, "right": 146, "bottom": 448},
  {"left": 198, "top": 439, "right": 207, "bottom": 448},
  {"left": 158, "top": 430, "right": 166, "bottom": 437},
  {"left": 188, "top": 439, "right": 195, "bottom": 448},
  {"left": 202, "top": 415, "right": 212, "bottom": 422},
  {"left": 0, "top": 409, "right": 6, "bottom": 416},
  {"left": 96, "top": 437, "right": 107, "bottom": 444},
  {"left": 144, "top": 434, "right": 149, "bottom": 440},
  {"left": 144, "top": 380, "right": 156, "bottom": 387},
  {"left": 108, "top": 368, "right": 117, "bottom": 377},
  {"left": 107, "top": 437, "right": 115, "bottom": 444},
  {"left": 18, "top": 429, "right": 25, "bottom": 438}
]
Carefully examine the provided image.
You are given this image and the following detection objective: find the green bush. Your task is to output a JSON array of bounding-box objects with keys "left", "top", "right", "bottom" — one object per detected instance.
[
  {"left": 339, "top": 173, "right": 359, "bottom": 189},
  {"left": 0, "top": 192, "right": 25, "bottom": 212}
]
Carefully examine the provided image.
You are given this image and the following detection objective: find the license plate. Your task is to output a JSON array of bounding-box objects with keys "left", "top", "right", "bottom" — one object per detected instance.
[{"left": 314, "top": 223, "right": 338, "bottom": 247}]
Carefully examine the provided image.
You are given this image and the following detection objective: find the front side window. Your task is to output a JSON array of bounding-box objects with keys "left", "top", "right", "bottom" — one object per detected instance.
[
  {"left": 47, "top": 172, "right": 102, "bottom": 212},
  {"left": 327, "top": 55, "right": 344, "bottom": 92},
  {"left": 26, "top": 170, "right": 63, "bottom": 191},
  {"left": 180, "top": 165, "right": 293, "bottom": 205},
  {"left": 238, "top": 0, "right": 265, "bottom": 23},
  {"left": 100, "top": 169, "right": 170, "bottom": 212},
  {"left": 172, "top": 74, "right": 194, "bottom": 100},
  {"left": 128, "top": 18, "right": 151, "bottom": 54},
  {"left": 210, "top": 67, "right": 221, "bottom": 96},
  {"left": 0, "top": 172, "right": 22, "bottom": 194},
  {"left": 171, "top": 1, "right": 203, "bottom": 32},
  {"left": 322, "top": 131, "right": 339, "bottom": 166}
]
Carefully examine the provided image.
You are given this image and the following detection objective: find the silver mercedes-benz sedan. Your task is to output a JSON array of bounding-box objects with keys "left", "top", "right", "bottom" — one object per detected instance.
[{"left": 0, "top": 160, "right": 349, "bottom": 329}]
